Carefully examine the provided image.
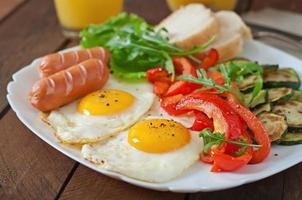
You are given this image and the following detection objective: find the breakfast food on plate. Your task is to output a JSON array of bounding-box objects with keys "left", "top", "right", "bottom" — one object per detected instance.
[
  {"left": 29, "top": 58, "right": 109, "bottom": 112},
  {"left": 157, "top": 4, "right": 251, "bottom": 62},
  {"left": 39, "top": 47, "right": 109, "bottom": 77},
  {"left": 25, "top": 3, "right": 302, "bottom": 183},
  {"left": 156, "top": 4, "right": 219, "bottom": 50},
  {"left": 43, "top": 76, "right": 155, "bottom": 144},
  {"left": 82, "top": 100, "right": 201, "bottom": 183}
]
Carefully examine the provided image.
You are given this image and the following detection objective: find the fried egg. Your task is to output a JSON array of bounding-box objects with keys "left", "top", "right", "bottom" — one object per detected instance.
[
  {"left": 81, "top": 103, "right": 202, "bottom": 183},
  {"left": 45, "top": 76, "right": 155, "bottom": 144}
]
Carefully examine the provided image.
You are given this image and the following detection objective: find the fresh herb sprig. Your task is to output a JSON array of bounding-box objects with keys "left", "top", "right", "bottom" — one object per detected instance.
[
  {"left": 210, "top": 61, "right": 263, "bottom": 105},
  {"left": 178, "top": 65, "right": 244, "bottom": 102},
  {"left": 80, "top": 13, "right": 214, "bottom": 81},
  {"left": 200, "top": 128, "right": 261, "bottom": 156}
]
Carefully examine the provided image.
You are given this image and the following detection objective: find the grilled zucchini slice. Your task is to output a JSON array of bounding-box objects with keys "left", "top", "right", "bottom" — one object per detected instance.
[
  {"left": 290, "top": 90, "right": 302, "bottom": 101},
  {"left": 279, "top": 131, "right": 302, "bottom": 145},
  {"left": 267, "top": 87, "right": 293, "bottom": 104},
  {"left": 237, "top": 75, "right": 258, "bottom": 92},
  {"left": 258, "top": 112, "right": 288, "bottom": 142},
  {"left": 244, "top": 90, "right": 267, "bottom": 108},
  {"left": 253, "top": 103, "right": 271, "bottom": 115},
  {"left": 264, "top": 68, "right": 300, "bottom": 89},
  {"left": 272, "top": 100, "right": 302, "bottom": 128},
  {"left": 262, "top": 64, "right": 279, "bottom": 71}
]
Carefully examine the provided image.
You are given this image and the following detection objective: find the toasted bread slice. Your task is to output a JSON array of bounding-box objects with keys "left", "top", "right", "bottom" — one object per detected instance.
[
  {"left": 213, "top": 11, "right": 252, "bottom": 62},
  {"left": 156, "top": 4, "right": 219, "bottom": 50}
]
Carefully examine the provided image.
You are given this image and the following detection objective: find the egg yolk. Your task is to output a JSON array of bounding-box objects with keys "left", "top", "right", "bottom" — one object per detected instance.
[
  {"left": 128, "top": 119, "right": 191, "bottom": 153},
  {"left": 77, "top": 89, "right": 134, "bottom": 115}
]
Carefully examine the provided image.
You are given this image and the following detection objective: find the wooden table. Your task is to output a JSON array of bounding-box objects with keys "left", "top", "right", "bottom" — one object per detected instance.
[{"left": 0, "top": 0, "right": 301, "bottom": 199}]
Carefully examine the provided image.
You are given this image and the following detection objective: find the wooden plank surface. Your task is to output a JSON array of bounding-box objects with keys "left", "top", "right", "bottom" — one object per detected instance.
[
  {"left": 0, "top": 0, "right": 67, "bottom": 113},
  {"left": 0, "top": 0, "right": 26, "bottom": 21},
  {"left": 0, "top": 111, "right": 75, "bottom": 200},
  {"left": 59, "top": 166, "right": 185, "bottom": 200},
  {"left": 189, "top": 172, "right": 284, "bottom": 200}
]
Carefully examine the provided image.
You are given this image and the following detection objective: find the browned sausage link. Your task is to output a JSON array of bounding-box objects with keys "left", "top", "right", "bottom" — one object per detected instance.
[
  {"left": 30, "top": 58, "right": 109, "bottom": 112},
  {"left": 39, "top": 47, "right": 110, "bottom": 77}
]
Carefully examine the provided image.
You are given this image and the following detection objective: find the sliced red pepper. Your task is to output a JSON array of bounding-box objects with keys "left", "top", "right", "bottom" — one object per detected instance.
[
  {"left": 160, "top": 94, "right": 188, "bottom": 116},
  {"left": 191, "top": 111, "right": 214, "bottom": 131},
  {"left": 146, "top": 68, "right": 171, "bottom": 83},
  {"left": 207, "top": 71, "right": 225, "bottom": 85},
  {"left": 153, "top": 81, "right": 170, "bottom": 96},
  {"left": 225, "top": 94, "right": 271, "bottom": 164},
  {"left": 211, "top": 146, "right": 252, "bottom": 172},
  {"left": 165, "top": 81, "right": 201, "bottom": 97},
  {"left": 200, "top": 48, "right": 219, "bottom": 70},
  {"left": 165, "top": 57, "right": 201, "bottom": 96},
  {"left": 173, "top": 57, "right": 197, "bottom": 76},
  {"left": 176, "top": 92, "right": 244, "bottom": 139}
]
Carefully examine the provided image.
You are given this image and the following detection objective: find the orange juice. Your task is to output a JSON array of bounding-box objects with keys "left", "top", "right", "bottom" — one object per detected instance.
[
  {"left": 166, "top": 0, "right": 238, "bottom": 11},
  {"left": 54, "top": 0, "right": 124, "bottom": 30}
]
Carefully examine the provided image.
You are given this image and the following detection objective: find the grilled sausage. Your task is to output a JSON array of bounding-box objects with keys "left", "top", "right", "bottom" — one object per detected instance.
[
  {"left": 30, "top": 58, "right": 109, "bottom": 112},
  {"left": 39, "top": 47, "right": 110, "bottom": 77}
]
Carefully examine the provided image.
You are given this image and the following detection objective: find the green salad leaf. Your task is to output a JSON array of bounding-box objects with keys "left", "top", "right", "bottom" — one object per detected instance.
[{"left": 80, "top": 12, "right": 213, "bottom": 81}]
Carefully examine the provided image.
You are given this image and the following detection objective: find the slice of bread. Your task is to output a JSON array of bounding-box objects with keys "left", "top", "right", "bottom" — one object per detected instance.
[
  {"left": 213, "top": 11, "right": 252, "bottom": 62},
  {"left": 156, "top": 4, "right": 219, "bottom": 50}
]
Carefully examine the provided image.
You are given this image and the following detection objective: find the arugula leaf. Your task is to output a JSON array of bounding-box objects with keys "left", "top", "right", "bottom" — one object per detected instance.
[
  {"left": 200, "top": 128, "right": 261, "bottom": 156},
  {"left": 80, "top": 13, "right": 213, "bottom": 81}
]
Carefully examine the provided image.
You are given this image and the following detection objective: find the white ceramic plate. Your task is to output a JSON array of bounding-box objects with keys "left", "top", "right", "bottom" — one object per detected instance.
[{"left": 7, "top": 40, "right": 302, "bottom": 192}]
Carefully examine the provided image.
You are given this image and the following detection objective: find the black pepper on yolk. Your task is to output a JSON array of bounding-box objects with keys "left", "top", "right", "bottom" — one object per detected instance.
[
  {"left": 128, "top": 119, "right": 191, "bottom": 153},
  {"left": 77, "top": 89, "right": 134, "bottom": 115}
]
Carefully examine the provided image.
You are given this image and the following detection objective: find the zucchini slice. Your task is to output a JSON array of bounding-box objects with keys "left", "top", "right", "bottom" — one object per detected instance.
[
  {"left": 253, "top": 103, "right": 271, "bottom": 115},
  {"left": 258, "top": 112, "right": 288, "bottom": 142},
  {"left": 272, "top": 100, "right": 302, "bottom": 128},
  {"left": 264, "top": 68, "right": 300, "bottom": 89},
  {"left": 262, "top": 64, "right": 279, "bottom": 71},
  {"left": 237, "top": 75, "right": 258, "bottom": 92},
  {"left": 290, "top": 90, "right": 302, "bottom": 101},
  {"left": 244, "top": 90, "right": 267, "bottom": 108},
  {"left": 279, "top": 132, "right": 302, "bottom": 145},
  {"left": 267, "top": 87, "right": 293, "bottom": 104}
]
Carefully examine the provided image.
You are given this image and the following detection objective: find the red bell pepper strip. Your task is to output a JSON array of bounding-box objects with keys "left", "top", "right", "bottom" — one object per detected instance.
[
  {"left": 146, "top": 68, "right": 171, "bottom": 83},
  {"left": 191, "top": 111, "right": 214, "bottom": 131},
  {"left": 173, "top": 57, "right": 197, "bottom": 76},
  {"left": 165, "top": 57, "right": 201, "bottom": 96},
  {"left": 160, "top": 94, "right": 189, "bottom": 116},
  {"left": 225, "top": 94, "right": 271, "bottom": 164},
  {"left": 165, "top": 81, "right": 201, "bottom": 97},
  {"left": 176, "top": 92, "right": 245, "bottom": 139},
  {"left": 211, "top": 146, "right": 253, "bottom": 172},
  {"left": 200, "top": 48, "right": 219, "bottom": 70},
  {"left": 153, "top": 81, "right": 170, "bottom": 96}
]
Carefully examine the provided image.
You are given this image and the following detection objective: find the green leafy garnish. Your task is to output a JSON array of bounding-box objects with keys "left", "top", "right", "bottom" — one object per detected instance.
[
  {"left": 80, "top": 13, "right": 213, "bottom": 81},
  {"left": 200, "top": 128, "right": 261, "bottom": 156},
  {"left": 210, "top": 61, "right": 263, "bottom": 105}
]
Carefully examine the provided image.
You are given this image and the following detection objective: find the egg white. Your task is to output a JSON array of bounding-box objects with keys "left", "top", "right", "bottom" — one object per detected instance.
[
  {"left": 45, "top": 76, "right": 155, "bottom": 144},
  {"left": 81, "top": 101, "right": 203, "bottom": 183}
]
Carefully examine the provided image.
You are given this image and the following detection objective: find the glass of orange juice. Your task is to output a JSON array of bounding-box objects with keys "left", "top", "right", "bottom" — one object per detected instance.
[
  {"left": 166, "top": 0, "right": 238, "bottom": 11},
  {"left": 54, "top": 0, "right": 124, "bottom": 38}
]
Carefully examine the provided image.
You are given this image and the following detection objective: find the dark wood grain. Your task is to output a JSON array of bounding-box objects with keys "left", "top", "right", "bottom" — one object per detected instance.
[
  {"left": 283, "top": 163, "right": 302, "bottom": 200},
  {"left": 59, "top": 165, "right": 185, "bottom": 200},
  {"left": 0, "top": 0, "right": 67, "bottom": 114},
  {"left": 189, "top": 172, "right": 284, "bottom": 200},
  {"left": 0, "top": 110, "right": 75, "bottom": 200},
  {"left": 251, "top": 0, "right": 302, "bottom": 12},
  {"left": 0, "top": 0, "right": 26, "bottom": 21}
]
